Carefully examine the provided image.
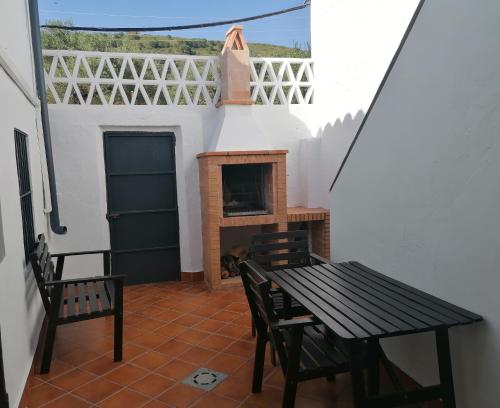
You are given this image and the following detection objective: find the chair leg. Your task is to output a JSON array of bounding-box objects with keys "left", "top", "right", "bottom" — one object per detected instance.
[
  {"left": 270, "top": 345, "right": 277, "bottom": 366},
  {"left": 252, "top": 336, "right": 267, "bottom": 393},
  {"left": 114, "top": 312, "right": 123, "bottom": 362},
  {"left": 283, "top": 378, "right": 298, "bottom": 408},
  {"left": 40, "top": 323, "right": 57, "bottom": 374},
  {"left": 282, "top": 328, "right": 302, "bottom": 408},
  {"left": 436, "top": 328, "right": 456, "bottom": 408}
]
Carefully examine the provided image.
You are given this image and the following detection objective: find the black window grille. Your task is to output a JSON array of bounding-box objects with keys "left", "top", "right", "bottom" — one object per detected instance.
[{"left": 14, "top": 129, "right": 35, "bottom": 261}]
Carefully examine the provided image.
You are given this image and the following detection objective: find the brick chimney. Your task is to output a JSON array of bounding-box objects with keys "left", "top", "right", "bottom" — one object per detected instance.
[{"left": 218, "top": 25, "right": 254, "bottom": 106}]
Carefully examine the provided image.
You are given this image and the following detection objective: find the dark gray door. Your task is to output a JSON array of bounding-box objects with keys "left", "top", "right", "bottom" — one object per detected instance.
[{"left": 104, "top": 132, "right": 180, "bottom": 284}]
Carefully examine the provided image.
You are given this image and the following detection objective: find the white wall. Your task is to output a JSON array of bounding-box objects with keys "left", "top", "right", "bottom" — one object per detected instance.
[
  {"left": 331, "top": 0, "right": 500, "bottom": 406},
  {"left": 308, "top": 0, "right": 419, "bottom": 208},
  {"left": 0, "top": 1, "right": 48, "bottom": 406},
  {"left": 47, "top": 104, "right": 314, "bottom": 277}
]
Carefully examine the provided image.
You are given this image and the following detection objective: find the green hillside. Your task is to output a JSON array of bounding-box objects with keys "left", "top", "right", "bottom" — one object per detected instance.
[{"left": 41, "top": 22, "right": 311, "bottom": 58}]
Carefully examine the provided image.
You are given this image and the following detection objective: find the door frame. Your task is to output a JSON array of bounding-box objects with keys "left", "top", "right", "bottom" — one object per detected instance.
[{"left": 102, "top": 131, "right": 181, "bottom": 282}]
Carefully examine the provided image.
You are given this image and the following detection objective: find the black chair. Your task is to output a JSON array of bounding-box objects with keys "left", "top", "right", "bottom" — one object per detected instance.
[
  {"left": 30, "top": 234, "right": 124, "bottom": 374},
  {"left": 250, "top": 230, "right": 327, "bottom": 325},
  {"left": 241, "top": 259, "right": 356, "bottom": 408}
]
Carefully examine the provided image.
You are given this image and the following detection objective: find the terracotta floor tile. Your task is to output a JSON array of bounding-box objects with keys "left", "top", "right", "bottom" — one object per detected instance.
[
  {"left": 154, "top": 309, "right": 184, "bottom": 322},
  {"left": 171, "top": 302, "right": 201, "bottom": 313},
  {"left": 213, "top": 375, "right": 252, "bottom": 401},
  {"left": 58, "top": 347, "right": 101, "bottom": 367},
  {"left": 224, "top": 340, "right": 255, "bottom": 358},
  {"left": 155, "top": 339, "right": 193, "bottom": 357},
  {"left": 37, "top": 359, "right": 74, "bottom": 381},
  {"left": 190, "top": 306, "right": 221, "bottom": 318},
  {"left": 233, "top": 359, "right": 273, "bottom": 382},
  {"left": 41, "top": 393, "right": 91, "bottom": 408},
  {"left": 191, "top": 392, "right": 239, "bottom": 408},
  {"left": 29, "top": 383, "right": 65, "bottom": 407},
  {"left": 194, "top": 319, "right": 228, "bottom": 333},
  {"left": 130, "top": 332, "right": 169, "bottom": 349},
  {"left": 198, "top": 334, "right": 235, "bottom": 351},
  {"left": 205, "top": 352, "right": 247, "bottom": 374},
  {"left": 48, "top": 368, "right": 96, "bottom": 391},
  {"left": 135, "top": 305, "right": 165, "bottom": 318},
  {"left": 154, "top": 322, "right": 188, "bottom": 338},
  {"left": 178, "top": 346, "right": 216, "bottom": 365},
  {"left": 73, "top": 378, "right": 123, "bottom": 404},
  {"left": 86, "top": 336, "right": 115, "bottom": 354},
  {"left": 155, "top": 359, "right": 198, "bottom": 380},
  {"left": 137, "top": 318, "right": 167, "bottom": 331},
  {"left": 142, "top": 399, "right": 171, "bottom": 408},
  {"left": 224, "top": 302, "right": 250, "bottom": 313},
  {"left": 239, "top": 385, "right": 282, "bottom": 408},
  {"left": 131, "top": 351, "right": 172, "bottom": 370},
  {"left": 157, "top": 383, "right": 205, "bottom": 407},
  {"left": 114, "top": 342, "right": 147, "bottom": 360},
  {"left": 103, "top": 364, "right": 150, "bottom": 386},
  {"left": 98, "top": 388, "right": 150, "bottom": 408},
  {"left": 123, "top": 325, "right": 147, "bottom": 341},
  {"left": 210, "top": 311, "right": 241, "bottom": 323},
  {"left": 172, "top": 314, "right": 205, "bottom": 327},
  {"left": 217, "top": 324, "right": 250, "bottom": 339},
  {"left": 129, "top": 373, "right": 175, "bottom": 398},
  {"left": 80, "top": 355, "right": 123, "bottom": 376},
  {"left": 175, "top": 328, "right": 207, "bottom": 345}
]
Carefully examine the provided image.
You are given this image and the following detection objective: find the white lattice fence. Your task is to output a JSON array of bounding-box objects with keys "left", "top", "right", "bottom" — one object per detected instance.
[
  {"left": 42, "top": 50, "right": 314, "bottom": 106},
  {"left": 250, "top": 58, "right": 314, "bottom": 105}
]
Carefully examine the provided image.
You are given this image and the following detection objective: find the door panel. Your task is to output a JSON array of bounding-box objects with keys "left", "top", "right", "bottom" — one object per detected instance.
[
  {"left": 108, "top": 174, "right": 177, "bottom": 212},
  {"left": 104, "top": 132, "right": 180, "bottom": 284},
  {"left": 111, "top": 212, "right": 179, "bottom": 250}
]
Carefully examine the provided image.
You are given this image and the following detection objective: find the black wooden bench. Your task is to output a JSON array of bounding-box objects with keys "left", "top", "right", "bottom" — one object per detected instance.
[{"left": 30, "top": 234, "right": 124, "bottom": 374}]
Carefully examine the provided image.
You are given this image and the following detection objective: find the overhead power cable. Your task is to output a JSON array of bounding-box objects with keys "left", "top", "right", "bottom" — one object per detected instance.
[{"left": 41, "top": 1, "right": 311, "bottom": 32}]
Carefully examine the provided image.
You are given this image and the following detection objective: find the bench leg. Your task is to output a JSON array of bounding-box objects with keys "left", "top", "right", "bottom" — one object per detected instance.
[
  {"left": 114, "top": 279, "right": 123, "bottom": 362},
  {"left": 252, "top": 336, "right": 267, "bottom": 393},
  {"left": 114, "top": 313, "right": 123, "bottom": 362},
  {"left": 436, "top": 328, "right": 456, "bottom": 408},
  {"left": 367, "top": 338, "right": 380, "bottom": 396},
  {"left": 350, "top": 340, "right": 367, "bottom": 408},
  {"left": 40, "top": 323, "right": 57, "bottom": 374}
]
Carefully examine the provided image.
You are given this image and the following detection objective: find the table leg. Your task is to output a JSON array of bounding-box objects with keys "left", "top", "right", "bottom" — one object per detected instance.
[
  {"left": 350, "top": 340, "right": 367, "bottom": 408},
  {"left": 436, "top": 328, "right": 456, "bottom": 408},
  {"left": 367, "top": 338, "right": 380, "bottom": 396}
]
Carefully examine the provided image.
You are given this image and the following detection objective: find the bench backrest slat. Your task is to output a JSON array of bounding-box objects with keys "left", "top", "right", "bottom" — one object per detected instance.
[{"left": 30, "top": 234, "right": 54, "bottom": 312}]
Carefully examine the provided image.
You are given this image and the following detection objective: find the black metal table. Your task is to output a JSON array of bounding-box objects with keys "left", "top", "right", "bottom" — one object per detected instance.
[{"left": 267, "top": 261, "right": 482, "bottom": 408}]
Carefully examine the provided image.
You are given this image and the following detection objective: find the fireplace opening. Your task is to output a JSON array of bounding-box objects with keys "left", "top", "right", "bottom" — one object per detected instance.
[{"left": 222, "top": 163, "right": 272, "bottom": 217}]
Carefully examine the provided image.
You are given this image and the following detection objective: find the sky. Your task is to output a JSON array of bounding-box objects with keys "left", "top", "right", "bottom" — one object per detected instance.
[{"left": 38, "top": 0, "right": 311, "bottom": 48}]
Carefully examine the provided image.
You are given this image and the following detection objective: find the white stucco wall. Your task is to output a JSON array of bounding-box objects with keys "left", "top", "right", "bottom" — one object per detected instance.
[
  {"left": 330, "top": 0, "right": 500, "bottom": 406},
  {"left": 47, "top": 104, "right": 314, "bottom": 278},
  {"left": 0, "top": 1, "right": 48, "bottom": 406},
  {"left": 308, "top": 0, "right": 419, "bottom": 208}
]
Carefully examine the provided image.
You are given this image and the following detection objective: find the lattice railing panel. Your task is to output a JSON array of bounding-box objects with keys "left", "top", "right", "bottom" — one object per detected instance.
[
  {"left": 42, "top": 50, "right": 313, "bottom": 106},
  {"left": 250, "top": 58, "right": 314, "bottom": 105}
]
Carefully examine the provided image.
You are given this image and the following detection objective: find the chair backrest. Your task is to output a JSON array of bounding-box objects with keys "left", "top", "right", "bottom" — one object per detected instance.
[
  {"left": 241, "top": 260, "right": 289, "bottom": 370},
  {"left": 30, "top": 234, "right": 55, "bottom": 312},
  {"left": 250, "top": 230, "right": 310, "bottom": 271},
  {"left": 241, "top": 260, "right": 279, "bottom": 332}
]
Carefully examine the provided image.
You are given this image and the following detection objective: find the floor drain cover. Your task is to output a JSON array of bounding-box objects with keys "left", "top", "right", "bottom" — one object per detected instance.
[{"left": 181, "top": 367, "right": 228, "bottom": 391}]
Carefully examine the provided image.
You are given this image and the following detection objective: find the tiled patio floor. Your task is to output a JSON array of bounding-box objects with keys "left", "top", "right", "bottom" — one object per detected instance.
[{"left": 28, "top": 281, "right": 438, "bottom": 407}]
